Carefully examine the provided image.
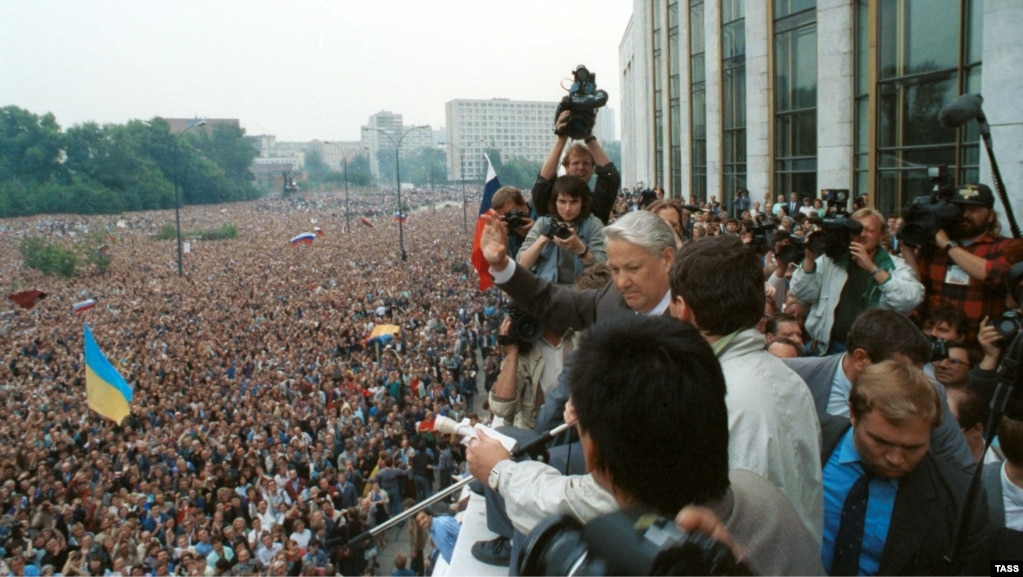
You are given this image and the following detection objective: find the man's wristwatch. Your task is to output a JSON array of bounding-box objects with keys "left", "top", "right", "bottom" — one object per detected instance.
[
  {"left": 584, "top": 135, "right": 596, "bottom": 144},
  {"left": 944, "top": 240, "right": 960, "bottom": 253},
  {"left": 487, "top": 467, "right": 500, "bottom": 491}
]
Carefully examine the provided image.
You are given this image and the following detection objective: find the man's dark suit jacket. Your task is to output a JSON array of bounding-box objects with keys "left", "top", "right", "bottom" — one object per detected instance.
[
  {"left": 785, "top": 354, "right": 975, "bottom": 473},
  {"left": 821, "top": 416, "right": 989, "bottom": 575},
  {"left": 982, "top": 460, "right": 1023, "bottom": 558},
  {"left": 499, "top": 262, "right": 634, "bottom": 333}
]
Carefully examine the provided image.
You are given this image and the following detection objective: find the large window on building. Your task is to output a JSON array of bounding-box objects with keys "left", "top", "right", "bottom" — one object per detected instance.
[
  {"left": 721, "top": 0, "right": 746, "bottom": 214},
  {"left": 863, "top": 0, "right": 981, "bottom": 216},
  {"left": 690, "top": 0, "right": 707, "bottom": 203},
  {"left": 773, "top": 1, "right": 817, "bottom": 209},
  {"left": 654, "top": 1, "right": 664, "bottom": 188},
  {"left": 668, "top": 0, "right": 681, "bottom": 197}
]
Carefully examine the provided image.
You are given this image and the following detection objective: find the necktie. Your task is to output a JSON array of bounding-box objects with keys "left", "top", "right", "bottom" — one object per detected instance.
[{"left": 831, "top": 472, "right": 872, "bottom": 576}]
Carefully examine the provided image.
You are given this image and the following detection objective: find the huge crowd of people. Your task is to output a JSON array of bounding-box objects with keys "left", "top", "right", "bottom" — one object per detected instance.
[
  {"left": 0, "top": 190, "right": 504, "bottom": 576},
  {"left": 3, "top": 153, "right": 1023, "bottom": 576}
]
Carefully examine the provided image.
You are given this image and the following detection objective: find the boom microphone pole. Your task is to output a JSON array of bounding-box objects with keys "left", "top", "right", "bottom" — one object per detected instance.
[
  {"left": 939, "top": 93, "right": 1020, "bottom": 238},
  {"left": 337, "top": 422, "right": 573, "bottom": 550}
]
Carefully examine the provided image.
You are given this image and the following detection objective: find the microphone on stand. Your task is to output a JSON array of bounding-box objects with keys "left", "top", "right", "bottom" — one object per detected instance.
[{"left": 938, "top": 93, "right": 985, "bottom": 128}]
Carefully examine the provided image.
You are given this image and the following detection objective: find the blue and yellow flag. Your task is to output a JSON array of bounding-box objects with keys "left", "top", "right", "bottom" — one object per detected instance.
[{"left": 84, "top": 325, "right": 133, "bottom": 424}]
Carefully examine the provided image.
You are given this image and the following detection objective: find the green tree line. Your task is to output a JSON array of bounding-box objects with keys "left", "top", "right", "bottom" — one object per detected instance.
[{"left": 0, "top": 106, "right": 260, "bottom": 218}]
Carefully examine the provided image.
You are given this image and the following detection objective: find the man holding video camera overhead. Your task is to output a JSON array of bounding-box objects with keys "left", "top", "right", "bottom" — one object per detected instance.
[
  {"left": 531, "top": 66, "right": 620, "bottom": 226},
  {"left": 899, "top": 183, "right": 1016, "bottom": 342},
  {"left": 791, "top": 208, "right": 923, "bottom": 356}
]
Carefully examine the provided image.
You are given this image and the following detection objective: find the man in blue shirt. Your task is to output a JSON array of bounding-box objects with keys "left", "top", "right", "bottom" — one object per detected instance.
[
  {"left": 820, "top": 360, "right": 989, "bottom": 575},
  {"left": 414, "top": 509, "right": 460, "bottom": 572}
]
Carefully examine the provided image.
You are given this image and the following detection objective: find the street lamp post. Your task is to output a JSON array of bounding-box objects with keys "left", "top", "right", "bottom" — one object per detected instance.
[
  {"left": 444, "top": 138, "right": 486, "bottom": 233},
  {"left": 325, "top": 142, "right": 367, "bottom": 233},
  {"left": 174, "top": 120, "right": 206, "bottom": 277},
  {"left": 371, "top": 125, "right": 427, "bottom": 261}
]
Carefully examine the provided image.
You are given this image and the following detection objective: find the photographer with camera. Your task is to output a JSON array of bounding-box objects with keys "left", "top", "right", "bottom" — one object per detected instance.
[
  {"left": 517, "top": 175, "right": 606, "bottom": 286},
  {"left": 791, "top": 208, "right": 924, "bottom": 356},
  {"left": 900, "top": 183, "right": 1017, "bottom": 342},
  {"left": 490, "top": 186, "right": 536, "bottom": 259},
  {"left": 488, "top": 310, "right": 569, "bottom": 432},
  {"left": 531, "top": 67, "right": 619, "bottom": 227}
]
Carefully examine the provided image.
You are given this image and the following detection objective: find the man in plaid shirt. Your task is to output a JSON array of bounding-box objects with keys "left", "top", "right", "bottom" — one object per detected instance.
[{"left": 901, "top": 183, "right": 1015, "bottom": 341}]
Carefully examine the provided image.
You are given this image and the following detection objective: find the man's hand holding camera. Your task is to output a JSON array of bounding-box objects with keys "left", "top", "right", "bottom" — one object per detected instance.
[
  {"left": 496, "top": 317, "right": 517, "bottom": 352},
  {"left": 545, "top": 222, "right": 591, "bottom": 261},
  {"left": 801, "top": 236, "right": 820, "bottom": 273},
  {"left": 850, "top": 240, "right": 889, "bottom": 283},
  {"left": 977, "top": 316, "right": 1003, "bottom": 370}
]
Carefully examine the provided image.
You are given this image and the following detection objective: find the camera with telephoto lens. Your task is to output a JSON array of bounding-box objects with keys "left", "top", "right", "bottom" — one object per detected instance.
[
  {"left": 497, "top": 306, "right": 545, "bottom": 348},
  {"left": 502, "top": 209, "right": 529, "bottom": 231},
  {"left": 896, "top": 166, "right": 962, "bottom": 248},
  {"left": 518, "top": 509, "right": 752, "bottom": 576},
  {"left": 554, "top": 65, "right": 609, "bottom": 140}
]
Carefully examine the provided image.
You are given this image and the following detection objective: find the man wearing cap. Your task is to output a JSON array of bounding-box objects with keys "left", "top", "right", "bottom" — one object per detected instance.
[{"left": 901, "top": 183, "right": 1016, "bottom": 341}]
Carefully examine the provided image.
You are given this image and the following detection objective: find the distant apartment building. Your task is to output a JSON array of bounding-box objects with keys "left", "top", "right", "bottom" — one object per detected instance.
[
  {"left": 445, "top": 98, "right": 617, "bottom": 182},
  {"left": 364, "top": 111, "right": 433, "bottom": 184}
]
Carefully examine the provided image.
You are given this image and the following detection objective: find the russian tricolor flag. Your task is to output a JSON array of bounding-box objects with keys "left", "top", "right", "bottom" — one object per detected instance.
[
  {"left": 73, "top": 299, "right": 96, "bottom": 313},
  {"left": 290, "top": 232, "right": 316, "bottom": 247},
  {"left": 471, "top": 154, "right": 501, "bottom": 290}
]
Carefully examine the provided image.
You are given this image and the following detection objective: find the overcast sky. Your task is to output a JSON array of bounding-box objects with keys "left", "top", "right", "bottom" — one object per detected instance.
[{"left": 2, "top": 0, "right": 633, "bottom": 142}]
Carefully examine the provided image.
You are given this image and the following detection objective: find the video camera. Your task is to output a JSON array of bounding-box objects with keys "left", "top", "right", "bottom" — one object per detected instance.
[
  {"left": 750, "top": 221, "right": 776, "bottom": 256},
  {"left": 779, "top": 216, "right": 864, "bottom": 263},
  {"left": 519, "top": 509, "right": 751, "bottom": 576},
  {"left": 555, "top": 65, "right": 609, "bottom": 140},
  {"left": 896, "top": 166, "right": 962, "bottom": 248}
]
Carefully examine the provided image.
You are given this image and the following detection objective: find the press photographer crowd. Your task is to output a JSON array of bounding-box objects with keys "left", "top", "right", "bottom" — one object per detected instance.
[{"left": 2, "top": 71, "right": 1023, "bottom": 576}]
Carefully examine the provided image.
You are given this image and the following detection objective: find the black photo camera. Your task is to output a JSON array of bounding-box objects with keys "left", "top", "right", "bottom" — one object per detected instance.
[
  {"left": 548, "top": 220, "right": 573, "bottom": 240},
  {"left": 519, "top": 510, "right": 751, "bottom": 576},
  {"left": 497, "top": 306, "right": 545, "bottom": 348},
  {"left": 929, "top": 336, "right": 949, "bottom": 362},
  {"left": 502, "top": 209, "right": 529, "bottom": 231},
  {"left": 554, "top": 65, "right": 609, "bottom": 140}
]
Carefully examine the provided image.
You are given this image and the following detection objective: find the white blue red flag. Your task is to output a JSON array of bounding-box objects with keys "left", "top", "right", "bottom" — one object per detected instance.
[{"left": 471, "top": 154, "right": 501, "bottom": 290}]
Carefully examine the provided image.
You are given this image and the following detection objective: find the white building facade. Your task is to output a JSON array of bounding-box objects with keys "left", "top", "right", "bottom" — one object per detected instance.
[{"left": 621, "top": 0, "right": 1023, "bottom": 220}]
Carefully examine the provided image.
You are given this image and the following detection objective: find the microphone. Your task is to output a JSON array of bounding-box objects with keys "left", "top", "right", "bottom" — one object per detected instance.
[
  {"left": 939, "top": 93, "right": 985, "bottom": 128},
  {"left": 433, "top": 415, "right": 476, "bottom": 438}
]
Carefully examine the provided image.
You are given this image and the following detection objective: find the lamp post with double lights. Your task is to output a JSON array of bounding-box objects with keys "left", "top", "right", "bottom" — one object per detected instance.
[
  {"left": 444, "top": 137, "right": 487, "bottom": 233},
  {"left": 174, "top": 119, "right": 206, "bottom": 277},
  {"left": 324, "top": 142, "right": 368, "bottom": 233},
  {"left": 370, "top": 125, "right": 427, "bottom": 261}
]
